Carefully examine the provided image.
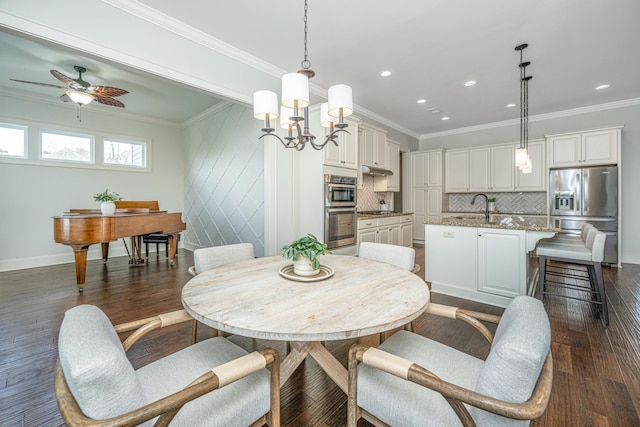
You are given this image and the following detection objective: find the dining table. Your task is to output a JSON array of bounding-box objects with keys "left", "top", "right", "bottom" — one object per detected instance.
[{"left": 181, "top": 254, "right": 430, "bottom": 393}]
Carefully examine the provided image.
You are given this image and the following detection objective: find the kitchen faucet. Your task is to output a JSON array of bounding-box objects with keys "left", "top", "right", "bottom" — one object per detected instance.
[{"left": 471, "top": 193, "right": 490, "bottom": 221}]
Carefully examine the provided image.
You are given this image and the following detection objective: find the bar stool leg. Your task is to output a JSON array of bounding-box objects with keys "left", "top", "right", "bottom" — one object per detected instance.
[
  {"left": 538, "top": 255, "right": 547, "bottom": 300},
  {"left": 593, "top": 262, "right": 609, "bottom": 325}
]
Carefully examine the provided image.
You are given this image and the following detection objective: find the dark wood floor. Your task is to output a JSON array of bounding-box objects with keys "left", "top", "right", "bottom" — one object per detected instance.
[{"left": 1, "top": 247, "right": 639, "bottom": 426}]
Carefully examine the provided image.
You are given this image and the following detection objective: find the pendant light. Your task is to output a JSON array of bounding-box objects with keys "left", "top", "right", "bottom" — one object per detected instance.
[
  {"left": 515, "top": 43, "right": 532, "bottom": 173},
  {"left": 253, "top": 0, "right": 353, "bottom": 151}
]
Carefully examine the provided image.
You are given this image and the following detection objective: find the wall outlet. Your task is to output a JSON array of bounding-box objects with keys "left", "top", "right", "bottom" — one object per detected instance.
[{"left": 443, "top": 231, "right": 455, "bottom": 238}]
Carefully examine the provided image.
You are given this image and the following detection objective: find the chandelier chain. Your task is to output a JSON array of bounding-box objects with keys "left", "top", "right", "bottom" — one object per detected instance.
[{"left": 301, "top": 0, "right": 310, "bottom": 70}]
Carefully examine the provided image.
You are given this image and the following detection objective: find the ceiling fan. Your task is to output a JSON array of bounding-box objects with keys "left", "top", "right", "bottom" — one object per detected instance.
[{"left": 10, "top": 65, "right": 128, "bottom": 108}]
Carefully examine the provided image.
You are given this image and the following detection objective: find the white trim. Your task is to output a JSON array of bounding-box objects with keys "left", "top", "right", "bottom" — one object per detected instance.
[{"left": 420, "top": 98, "right": 640, "bottom": 140}]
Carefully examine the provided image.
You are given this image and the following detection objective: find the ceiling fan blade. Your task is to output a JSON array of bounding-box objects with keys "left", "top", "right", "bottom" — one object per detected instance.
[
  {"left": 88, "top": 86, "right": 129, "bottom": 98},
  {"left": 10, "top": 78, "right": 67, "bottom": 89},
  {"left": 50, "top": 69, "right": 88, "bottom": 89},
  {"left": 94, "top": 96, "right": 125, "bottom": 108}
]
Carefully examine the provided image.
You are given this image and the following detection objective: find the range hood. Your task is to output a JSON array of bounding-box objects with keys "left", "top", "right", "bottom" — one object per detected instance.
[{"left": 362, "top": 165, "right": 394, "bottom": 176}]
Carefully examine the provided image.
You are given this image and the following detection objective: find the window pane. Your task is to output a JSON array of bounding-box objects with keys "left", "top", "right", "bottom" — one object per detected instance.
[
  {"left": 104, "top": 139, "right": 146, "bottom": 167},
  {"left": 41, "top": 131, "right": 92, "bottom": 162},
  {"left": 0, "top": 125, "right": 26, "bottom": 157}
]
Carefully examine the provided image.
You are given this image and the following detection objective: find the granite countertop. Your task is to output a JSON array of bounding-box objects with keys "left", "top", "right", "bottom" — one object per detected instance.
[
  {"left": 425, "top": 214, "right": 561, "bottom": 232},
  {"left": 442, "top": 211, "right": 546, "bottom": 216},
  {"left": 357, "top": 212, "right": 413, "bottom": 219}
]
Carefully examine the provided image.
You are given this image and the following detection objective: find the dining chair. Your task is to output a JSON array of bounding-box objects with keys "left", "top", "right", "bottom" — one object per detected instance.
[
  {"left": 358, "top": 241, "right": 419, "bottom": 341},
  {"left": 55, "top": 304, "right": 280, "bottom": 426},
  {"left": 188, "top": 243, "right": 255, "bottom": 276},
  {"left": 347, "top": 296, "right": 553, "bottom": 427}
]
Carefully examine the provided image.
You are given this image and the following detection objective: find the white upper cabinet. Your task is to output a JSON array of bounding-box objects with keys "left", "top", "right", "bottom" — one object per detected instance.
[
  {"left": 445, "top": 149, "right": 469, "bottom": 192},
  {"left": 547, "top": 127, "right": 620, "bottom": 168},
  {"left": 411, "top": 150, "right": 443, "bottom": 187},
  {"left": 361, "top": 125, "right": 388, "bottom": 168},
  {"left": 515, "top": 140, "right": 545, "bottom": 191},
  {"left": 323, "top": 117, "right": 359, "bottom": 169},
  {"left": 374, "top": 140, "right": 400, "bottom": 192},
  {"left": 469, "top": 145, "right": 514, "bottom": 192}
]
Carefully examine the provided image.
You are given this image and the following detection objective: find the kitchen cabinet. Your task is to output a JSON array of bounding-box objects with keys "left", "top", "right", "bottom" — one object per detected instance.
[
  {"left": 411, "top": 150, "right": 443, "bottom": 187},
  {"left": 514, "top": 140, "right": 545, "bottom": 191},
  {"left": 374, "top": 140, "right": 400, "bottom": 191},
  {"left": 411, "top": 188, "right": 441, "bottom": 242},
  {"left": 445, "top": 149, "right": 469, "bottom": 192},
  {"left": 477, "top": 228, "right": 526, "bottom": 298},
  {"left": 361, "top": 125, "right": 388, "bottom": 169},
  {"left": 547, "top": 127, "right": 620, "bottom": 168},
  {"left": 323, "top": 117, "right": 359, "bottom": 169},
  {"left": 357, "top": 215, "right": 413, "bottom": 252},
  {"left": 469, "top": 145, "right": 514, "bottom": 192}
]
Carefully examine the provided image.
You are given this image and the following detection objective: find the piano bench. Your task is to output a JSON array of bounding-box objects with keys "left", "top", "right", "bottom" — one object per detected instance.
[{"left": 143, "top": 233, "right": 181, "bottom": 258}]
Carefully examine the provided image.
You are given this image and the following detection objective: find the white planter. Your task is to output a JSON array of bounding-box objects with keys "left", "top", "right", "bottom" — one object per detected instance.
[
  {"left": 293, "top": 256, "right": 320, "bottom": 276},
  {"left": 488, "top": 202, "right": 496, "bottom": 212},
  {"left": 100, "top": 201, "right": 116, "bottom": 215}
]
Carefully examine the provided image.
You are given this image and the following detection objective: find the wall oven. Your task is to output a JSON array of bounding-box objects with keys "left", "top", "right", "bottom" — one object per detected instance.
[{"left": 324, "top": 175, "right": 357, "bottom": 249}]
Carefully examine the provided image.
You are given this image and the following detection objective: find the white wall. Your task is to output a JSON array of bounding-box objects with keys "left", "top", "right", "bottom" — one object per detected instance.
[
  {"left": 419, "top": 103, "right": 640, "bottom": 265},
  {"left": 0, "top": 95, "right": 184, "bottom": 271}
]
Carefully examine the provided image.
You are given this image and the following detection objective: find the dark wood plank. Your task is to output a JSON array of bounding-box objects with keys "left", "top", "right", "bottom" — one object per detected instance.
[{"left": 0, "top": 246, "right": 639, "bottom": 426}]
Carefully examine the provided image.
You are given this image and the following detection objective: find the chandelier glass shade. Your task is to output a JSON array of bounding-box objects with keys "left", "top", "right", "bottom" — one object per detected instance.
[
  {"left": 253, "top": 0, "right": 353, "bottom": 151},
  {"left": 515, "top": 43, "right": 532, "bottom": 174}
]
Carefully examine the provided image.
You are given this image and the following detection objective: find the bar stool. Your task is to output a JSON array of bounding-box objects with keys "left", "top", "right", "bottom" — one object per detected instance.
[{"left": 536, "top": 228, "right": 608, "bottom": 325}]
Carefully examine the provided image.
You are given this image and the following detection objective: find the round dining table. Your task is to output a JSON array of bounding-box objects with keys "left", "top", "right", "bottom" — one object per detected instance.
[{"left": 181, "top": 254, "right": 430, "bottom": 393}]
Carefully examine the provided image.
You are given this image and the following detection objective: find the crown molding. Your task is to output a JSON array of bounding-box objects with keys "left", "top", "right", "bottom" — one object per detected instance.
[{"left": 420, "top": 98, "right": 640, "bottom": 140}]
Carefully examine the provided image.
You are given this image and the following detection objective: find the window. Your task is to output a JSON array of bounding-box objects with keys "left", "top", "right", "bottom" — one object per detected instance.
[
  {"left": 0, "top": 124, "right": 27, "bottom": 158},
  {"left": 104, "top": 138, "right": 146, "bottom": 167},
  {"left": 41, "top": 130, "right": 93, "bottom": 163}
]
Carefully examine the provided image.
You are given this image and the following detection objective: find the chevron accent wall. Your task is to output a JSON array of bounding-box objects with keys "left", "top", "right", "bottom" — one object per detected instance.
[
  {"left": 183, "top": 102, "right": 265, "bottom": 256},
  {"left": 447, "top": 192, "right": 547, "bottom": 214}
]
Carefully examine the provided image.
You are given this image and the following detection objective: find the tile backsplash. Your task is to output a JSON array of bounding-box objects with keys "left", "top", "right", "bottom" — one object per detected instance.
[
  {"left": 357, "top": 175, "right": 393, "bottom": 211},
  {"left": 447, "top": 192, "right": 547, "bottom": 214}
]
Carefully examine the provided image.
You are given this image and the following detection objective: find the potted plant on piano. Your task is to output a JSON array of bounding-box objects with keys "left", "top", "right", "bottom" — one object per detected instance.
[
  {"left": 93, "top": 189, "right": 123, "bottom": 216},
  {"left": 282, "top": 234, "right": 331, "bottom": 276}
]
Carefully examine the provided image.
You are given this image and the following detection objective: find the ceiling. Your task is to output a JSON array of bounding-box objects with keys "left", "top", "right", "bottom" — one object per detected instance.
[{"left": 2, "top": 0, "right": 639, "bottom": 136}]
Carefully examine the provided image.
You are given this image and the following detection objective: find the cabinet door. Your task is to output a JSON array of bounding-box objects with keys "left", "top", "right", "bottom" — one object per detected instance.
[
  {"left": 477, "top": 229, "right": 525, "bottom": 298},
  {"left": 582, "top": 130, "right": 618, "bottom": 165},
  {"left": 548, "top": 134, "right": 581, "bottom": 167},
  {"left": 377, "top": 227, "right": 390, "bottom": 244},
  {"left": 426, "top": 150, "right": 442, "bottom": 186},
  {"left": 469, "top": 148, "right": 491, "bottom": 191},
  {"left": 426, "top": 188, "right": 441, "bottom": 216},
  {"left": 388, "top": 224, "right": 401, "bottom": 245},
  {"left": 386, "top": 141, "right": 400, "bottom": 191},
  {"left": 515, "top": 141, "right": 545, "bottom": 191},
  {"left": 322, "top": 133, "right": 342, "bottom": 167},
  {"left": 490, "top": 145, "right": 514, "bottom": 191},
  {"left": 413, "top": 214, "right": 425, "bottom": 240},
  {"left": 411, "top": 152, "right": 427, "bottom": 187},
  {"left": 445, "top": 150, "right": 469, "bottom": 192},
  {"left": 361, "top": 127, "right": 375, "bottom": 167},
  {"left": 341, "top": 120, "right": 359, "bottom": 169},
  {"left": 357, "top": 228, "right": 377, "bottom": 247},
  {"left": 374, "top": 131, "right": 387, "bottom": 167},
  {"left": 401, "top": 224, "right": 413, "bottom": 247}
]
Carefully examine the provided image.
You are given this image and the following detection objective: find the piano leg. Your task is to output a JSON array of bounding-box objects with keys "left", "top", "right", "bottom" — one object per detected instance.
[
  {"left": 70, "top": 245, "right": 91, "bottom": 291},
  {"left": 101, "top": 242, "right": 110, "bottom": 262},
  {"left": 168, "top": 233, "right": 179, "bottom": 265}
]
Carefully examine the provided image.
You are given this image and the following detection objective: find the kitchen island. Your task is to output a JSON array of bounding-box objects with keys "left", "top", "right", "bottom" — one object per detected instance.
[{"left": 424, "top": 215, "right": 560, "bottom": 307}]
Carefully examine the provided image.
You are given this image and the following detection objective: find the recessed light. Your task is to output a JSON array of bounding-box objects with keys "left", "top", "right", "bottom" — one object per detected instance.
[
  {"left": 464, "top": 80, "right": 477, "bottom": 87},
  {"left": 417, "top": 99, "right": 427, "bottom": 104},
  {"left": 506, "top": 103, "right": 516, "bottom": 108},
  {"left": 428, "top": 108, "right": 441, "bottom": 114},
  {"left": 595, "top": 84, "right": 610, "bottom": 90},
  {"left": 380, "top": 71, "right": 392, "bottom": 77},
  {"left": 441, "top": 117, "right": 450, "bottom": 121}
]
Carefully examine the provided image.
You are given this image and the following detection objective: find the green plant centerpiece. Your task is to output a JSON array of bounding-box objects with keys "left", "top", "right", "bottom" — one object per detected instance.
[
  {"left": 93, "top": 189, "right": 123, "bottom": 216},
  {"left": 281, "top": 234, "right": 332, "bottom": 276}
]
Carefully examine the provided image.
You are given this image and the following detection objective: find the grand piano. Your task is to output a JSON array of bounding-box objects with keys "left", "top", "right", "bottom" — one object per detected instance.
[{"left": 53, "top": 210, "right": 186, "bottom": 290}]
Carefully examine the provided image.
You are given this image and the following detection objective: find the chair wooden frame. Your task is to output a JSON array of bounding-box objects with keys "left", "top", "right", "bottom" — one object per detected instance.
[
  {"left": 54, "top": 309, "right": 281, "bottom": 427},
  {"left": 347, "top": 303, "right": 553, "bottom": 427}
]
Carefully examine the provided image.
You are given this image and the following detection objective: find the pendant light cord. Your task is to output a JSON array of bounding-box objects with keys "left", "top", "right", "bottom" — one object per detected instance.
[{"left": 301, "top": 0, "right": 310, "bottom": 70}]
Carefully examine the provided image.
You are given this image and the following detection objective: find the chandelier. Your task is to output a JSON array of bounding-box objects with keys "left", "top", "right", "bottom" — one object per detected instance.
[
  {"left": 253, "top": 0, "right": 353, "bottom": 151},
  {"left": 514, "top": 43, "right": 533, "bottom": 173}
]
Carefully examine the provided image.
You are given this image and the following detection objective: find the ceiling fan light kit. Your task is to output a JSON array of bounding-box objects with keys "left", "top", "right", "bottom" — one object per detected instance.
[
  {"left": 253, "top": 0, "right": 353, "bottom": 151},
  {"left": 66, "top": 90, "right": 94, "bottom": 105}
]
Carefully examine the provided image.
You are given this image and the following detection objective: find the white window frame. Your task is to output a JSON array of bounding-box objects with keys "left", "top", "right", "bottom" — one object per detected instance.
[
  {"left": 39, "top": 128, "right": 95, "bottom": 164},
  {"left": 102, "top": 136, "right": 148, "bottom": 169},
  {"left": 0, "top": 123, "right": 28, "bottom": 159}
]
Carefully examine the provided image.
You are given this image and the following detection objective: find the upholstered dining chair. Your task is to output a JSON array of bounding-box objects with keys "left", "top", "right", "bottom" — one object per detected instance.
[
  {"left": 188, "top": 243, "right": 255, "bottom": 276},
  {"left": 55, "top": 304, "right": 280, "bottom": 427},
  {"left": 347, "top": 296, "right": 553, "bottom": 427},
  {"left": 358, "top": 242, "right": 419, "bottom": 341}
]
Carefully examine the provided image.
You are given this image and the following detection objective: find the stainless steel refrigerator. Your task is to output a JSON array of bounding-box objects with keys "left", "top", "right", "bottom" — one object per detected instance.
[{"left": 550, "top": 166, "right": 618, "bottom": 265}]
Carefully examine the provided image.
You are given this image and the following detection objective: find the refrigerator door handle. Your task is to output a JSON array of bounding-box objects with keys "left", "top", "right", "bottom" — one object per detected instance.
[{"left": 577, "top": 173, "right": 581, "bottom": 212}]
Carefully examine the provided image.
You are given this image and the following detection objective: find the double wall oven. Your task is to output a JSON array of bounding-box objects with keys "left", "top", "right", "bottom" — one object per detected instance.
[{"left": 324, "top": 175, "right": 357, "bottom": 249}]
